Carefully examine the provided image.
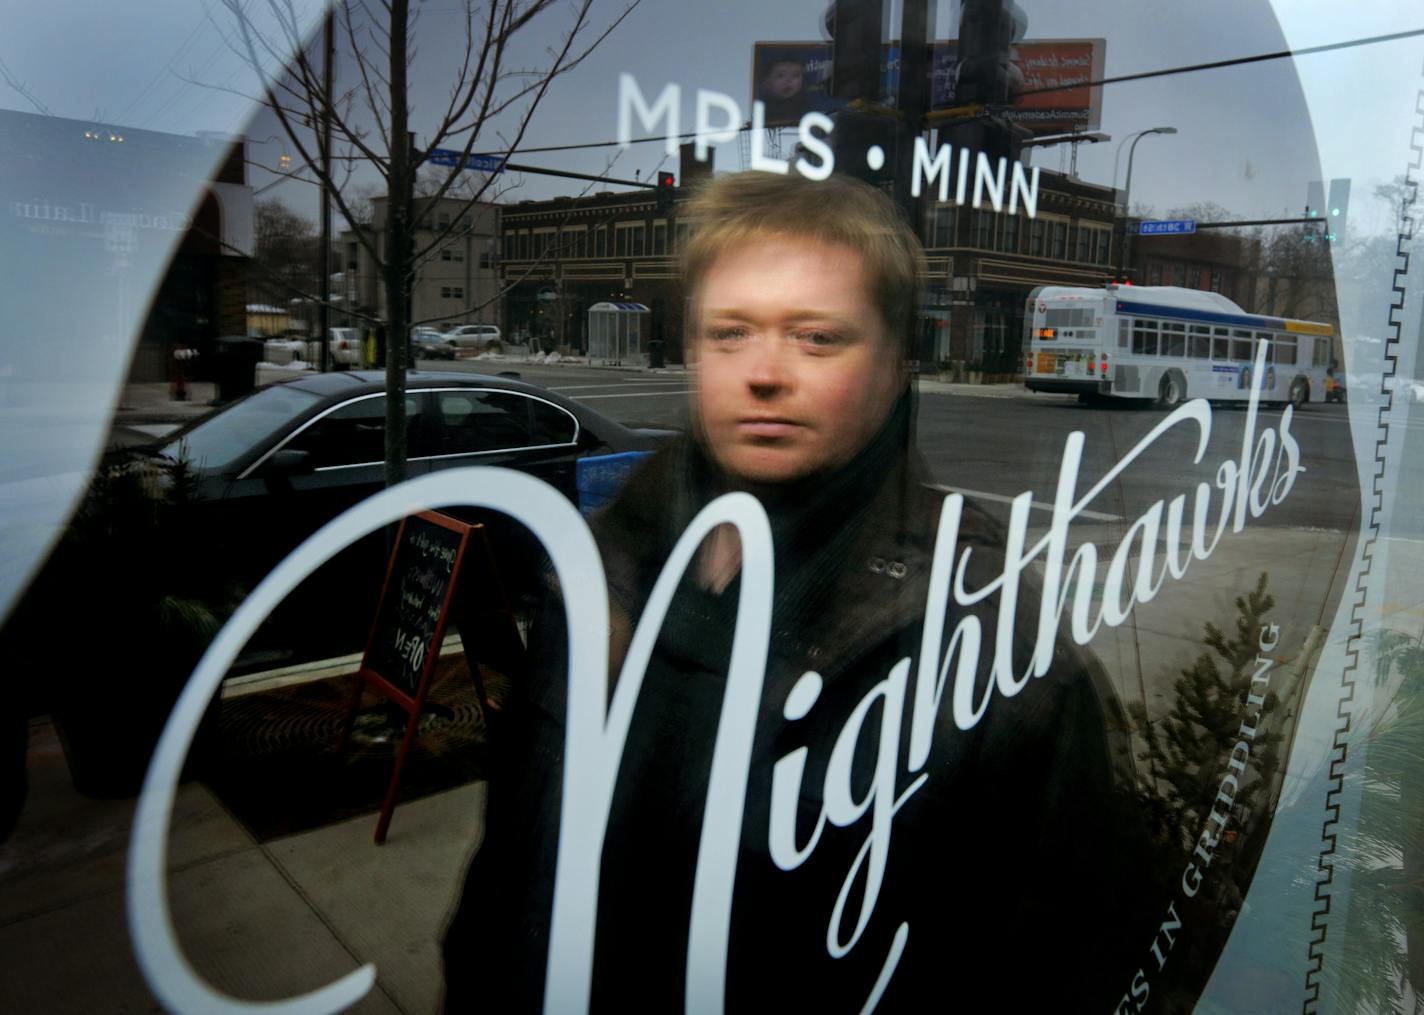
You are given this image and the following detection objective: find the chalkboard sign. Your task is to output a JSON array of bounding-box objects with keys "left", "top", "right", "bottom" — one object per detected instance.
[{"left": 362, "top": 514, "right": 465, "bottom": 697}]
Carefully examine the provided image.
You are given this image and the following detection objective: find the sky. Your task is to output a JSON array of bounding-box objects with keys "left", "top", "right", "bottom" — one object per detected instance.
[{"left": 2, "top": 1, "right": 1421, "bottom": 234}]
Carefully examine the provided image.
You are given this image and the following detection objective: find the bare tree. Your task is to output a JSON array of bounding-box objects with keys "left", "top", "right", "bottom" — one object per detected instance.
[
  {"left": 251, "top": 198, "right": 320, "bottom": 321},
  {"left": 218, "top": 0, "right": 636, "bottom": 486}
]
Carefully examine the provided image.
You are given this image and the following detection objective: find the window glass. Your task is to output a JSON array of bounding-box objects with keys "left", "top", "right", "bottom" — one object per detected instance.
[
  {"left": 162, "top": 384, "right": 323, "bottom": 472},
  {"left": 1161, "top": 321, "right": 1186, "bottom": 357},
  {"left": 1000, "top": 214, "right": 1019, "bottom": 253},
  {"left": 282, "top": 395, "right": 423, "bottom": 469},
  {"left": 1131, "top": 318, "right": 1159, "bottom": 356},
  {"left": 8, "top": 5, "right": 1415, "bottom": 1012},
  {"left": 1189, "top": 325, "right": 1211, "bottom": 359},
  {"left": 430, "top": 390, "right": 575, "bottom": 455},
  {"left": 1050, "top": 220, "right": 1067, "bottom": 259}
]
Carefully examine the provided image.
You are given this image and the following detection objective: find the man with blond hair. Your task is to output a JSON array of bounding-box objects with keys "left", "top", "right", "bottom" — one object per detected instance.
[{"left": 441, "top": 170, "right": 1151, "bottom": 1012}]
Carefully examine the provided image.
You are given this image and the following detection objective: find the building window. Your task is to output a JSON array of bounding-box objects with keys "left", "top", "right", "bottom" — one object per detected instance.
[
  {"left": 1076, "top": 226, "right": 1091, "bottom": 262},
  {"left": 653, "top": 221, "right": 668, "bottom": 255},
  {"left": 614, "top": 222, "right": 644, "bottom": 257},
  {"left": 575, "top": 230, "right": 587, "bottom": 258},
  {"left": 929, "top": 205, "right": 955, "bottom": 247},
  {"left": 561, "top": 227, "right": 580, "bottom": 257},
  {"left": 1029, "top": 218, "right": 1046, "bottom": 257},
  {"left": 1050, "top": 221, "right": 1068, "bottom": 259},
  {"left": 440, "top": 247, "right": 464, "bottom": 262},
  {"left": 1187, "top": 265, "right": 1202, "bottom": 289},
  {"left": 676, "top": 222, "right": 690, "bottom": 251},
  {"left": 973, "top": 210, "right": 994, "bottom": 249},
  {"left": 440, "top": 286, "right": 465, "bottom": 300},
  {"left": 504, "top": 233, "right": 516, "bottom": 261},
  {"left": 436, "top": 212, "right": 451, "bottom": 230},
  {"left": 1210, "top": 270, "right": 1223, "bottom": 292},
  {"left": 534, "top": 228, "right": 556, "bottom": 257},
  {"left": 1000, "top": 214, "right": 1019, "bottom": 254},
  {"left": 518, "top": 231, "right": 530, "bottom": 260},
  {"left": 1147, "top": 263, "right": 1162, "bottom": 286},
  {"left": 479, "top": 251, "right": 492, "bottom": 269},
  {"left": 594, "top": 226, "right": 608, "bottom": 258}
]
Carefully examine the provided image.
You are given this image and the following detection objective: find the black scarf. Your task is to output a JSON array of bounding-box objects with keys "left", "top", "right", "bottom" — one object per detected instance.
[{"left": 591, "top": 388, "right": 923, "bottom": 649}]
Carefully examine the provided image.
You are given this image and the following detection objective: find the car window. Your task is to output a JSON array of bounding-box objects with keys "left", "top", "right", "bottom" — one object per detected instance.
[
  {"left": 162, "top": 383, "right": 323, "bottom": 472},
  {"left": 427, "top": 389, "right": 576, "bottom": 456},
  {"left": 281, "top": 394, "right": 424, "bottom": 469}
]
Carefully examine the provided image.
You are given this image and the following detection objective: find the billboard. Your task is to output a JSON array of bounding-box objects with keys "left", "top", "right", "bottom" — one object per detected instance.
[{"left": 752, "top": 38, "right": 1105, "bottom": 134}]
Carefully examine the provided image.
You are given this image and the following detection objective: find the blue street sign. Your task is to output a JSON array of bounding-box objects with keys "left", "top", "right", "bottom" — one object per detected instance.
[
  {"left": 1138, "top": 219, "right": 1197, "bottom": 235},
  {"left": 427, "top": 148, "right": 506, "bottom": 173}
]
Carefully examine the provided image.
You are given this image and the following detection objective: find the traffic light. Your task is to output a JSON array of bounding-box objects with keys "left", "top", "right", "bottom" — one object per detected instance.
[
  {"left": 656, "top": 171, "right": 675, "bottom": 215},
  {"left": 1326, "top": 177, "right": 1350, "bottom": 244}
]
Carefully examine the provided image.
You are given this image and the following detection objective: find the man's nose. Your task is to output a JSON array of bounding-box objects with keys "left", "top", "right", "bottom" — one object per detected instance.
[{"left": 745, "top": 334, "right": 791, "bottom": 396}]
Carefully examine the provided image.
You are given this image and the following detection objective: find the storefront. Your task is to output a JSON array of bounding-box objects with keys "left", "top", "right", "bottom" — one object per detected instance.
[{"left": 1, "top": 3, "right": 1421, "bottom": 1014}]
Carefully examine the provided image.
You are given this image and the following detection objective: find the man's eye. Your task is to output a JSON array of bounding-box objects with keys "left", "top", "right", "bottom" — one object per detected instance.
[
  {"left": 795, "top": 329, "right": 841, "bottom": 348},
  {"left": 709, "top": 326, "right": 749, "bottom": 342}
]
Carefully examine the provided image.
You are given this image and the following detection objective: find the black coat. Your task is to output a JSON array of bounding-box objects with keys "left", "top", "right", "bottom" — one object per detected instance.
[{"left": 442, "top": 415, "right": 1157, "bottom": 1013}]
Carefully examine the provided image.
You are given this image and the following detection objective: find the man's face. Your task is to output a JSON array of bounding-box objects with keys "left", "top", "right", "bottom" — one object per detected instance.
[{"left": 691, "top": 236, "right": 904, "bottom": 486}]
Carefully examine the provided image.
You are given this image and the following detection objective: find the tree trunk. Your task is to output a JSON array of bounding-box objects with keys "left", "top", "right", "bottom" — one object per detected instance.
[{"left": 383, "top": 0, "right": 411, "bottom": 489}]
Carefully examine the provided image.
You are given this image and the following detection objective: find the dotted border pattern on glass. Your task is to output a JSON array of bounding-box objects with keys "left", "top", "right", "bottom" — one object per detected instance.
[{"left": 1302, "top": 66, "right": 1424, "bottom": 1014}]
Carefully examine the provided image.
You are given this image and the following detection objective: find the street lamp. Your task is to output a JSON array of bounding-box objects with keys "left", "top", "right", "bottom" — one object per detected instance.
[{"left": 1115, "top": 126, "right": 1178, "bottom": 280}]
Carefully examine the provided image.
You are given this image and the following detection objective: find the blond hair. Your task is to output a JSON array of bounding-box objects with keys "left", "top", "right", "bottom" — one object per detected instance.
[{"left": 679, "top": 171, "right": 925, "bottom": 353}]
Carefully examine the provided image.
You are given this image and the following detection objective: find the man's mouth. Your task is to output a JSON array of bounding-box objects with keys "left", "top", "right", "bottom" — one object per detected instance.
[{"left": 737, "top": 418, "right": 802, "bottom": 439}]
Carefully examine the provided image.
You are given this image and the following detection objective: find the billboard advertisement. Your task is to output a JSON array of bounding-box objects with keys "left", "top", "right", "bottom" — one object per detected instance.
[{"left": 752, "top": 38, "right": 1105, "bottom": 133}]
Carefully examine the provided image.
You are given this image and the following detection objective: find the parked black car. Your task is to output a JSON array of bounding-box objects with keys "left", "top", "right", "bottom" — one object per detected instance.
[{"left": 112, "top": 370, "right": 669, "bottom": 670}]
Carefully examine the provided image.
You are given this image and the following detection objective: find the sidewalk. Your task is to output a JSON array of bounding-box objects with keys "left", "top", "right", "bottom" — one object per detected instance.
[{"left": 0, "top": 716, "right": 483, "bottom": 1015}]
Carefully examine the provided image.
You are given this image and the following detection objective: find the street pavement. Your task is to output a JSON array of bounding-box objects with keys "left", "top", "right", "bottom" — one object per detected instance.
[{"left": 0, "top": 356, "right": 1406, "bottom": 1012}]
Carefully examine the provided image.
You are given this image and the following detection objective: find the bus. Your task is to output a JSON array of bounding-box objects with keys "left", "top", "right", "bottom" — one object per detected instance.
[{"left": 1022, "top": 284, "right": 1334, "bottom": 408}]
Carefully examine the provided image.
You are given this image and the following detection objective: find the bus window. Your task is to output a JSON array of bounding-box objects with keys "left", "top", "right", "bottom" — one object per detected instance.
[
  {"left": 1256, "top": 332, "right": 1274, "bottom": 362},
  {"left": 1231, "top": 329, "right": 1253, "bottom": 361},
  {"left": 1118, "top": 318, "right": 1129, "bottom": 348},
  {"left": 1316, "top": 337, "right": 1331, "bottom": 366},
  {"left": 1277, "top": 336, "right": 1298, "bottom": 364},
  {"left": 1162, "top": 322, "right": 1186, "bottom": 358},
  {"left": 1132, "top": 319, "right": 1159, "bottom": 356},
  {"left": 1213, "top": 328, "right": 1231, "bottom": 360},
  {"left": 1189, "top": 325, "right": 1211, "bottom": 359}
]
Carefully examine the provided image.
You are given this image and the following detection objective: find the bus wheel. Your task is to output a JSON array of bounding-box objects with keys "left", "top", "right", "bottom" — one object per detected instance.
[
  {"left": 1290, "top": 380, "right": 1308, "bottom": 408},
  {"left": 1157, "top": 373, "right": 1184, "bottom": 409}
]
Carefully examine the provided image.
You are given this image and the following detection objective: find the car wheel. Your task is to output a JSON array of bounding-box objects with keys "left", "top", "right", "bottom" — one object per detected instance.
[
  {"left": 1289, "top": 379, "right": 1308, "bottom": 408},
  {"left": 1156, "top": 373, "right": 1183, "bottom": 409}
]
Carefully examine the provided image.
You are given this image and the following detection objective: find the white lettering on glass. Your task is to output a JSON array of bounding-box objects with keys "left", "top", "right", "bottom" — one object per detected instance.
[
  {"left": 130, "top": 344, "right": 1302, "bottom": 1013},
  {"left": 617, "top": 73, "right": 679, "bottom": 156}
]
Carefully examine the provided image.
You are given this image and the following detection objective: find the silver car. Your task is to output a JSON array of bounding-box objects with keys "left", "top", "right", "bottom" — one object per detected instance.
[{"left": 442, "top": 324, "right": 502, "bottom": 350}]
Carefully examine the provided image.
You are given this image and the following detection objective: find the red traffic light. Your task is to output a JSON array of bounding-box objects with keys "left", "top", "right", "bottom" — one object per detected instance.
[{"left": 657, "top": 171, "right": 675, "bottom": 188}]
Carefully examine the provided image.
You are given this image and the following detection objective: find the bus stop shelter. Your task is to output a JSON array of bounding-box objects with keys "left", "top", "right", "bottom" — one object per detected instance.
[{"left": 587, "top": 302, "right": 648, "bottom": 365}]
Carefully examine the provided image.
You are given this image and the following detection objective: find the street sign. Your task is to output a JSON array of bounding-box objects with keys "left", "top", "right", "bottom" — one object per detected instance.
[
  {"left": 427, "top": 148, "right": 506, "bottom": 173},
  {"left": 1138, "top": 219, "right": 1197, "bottom": 235}
]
